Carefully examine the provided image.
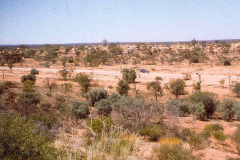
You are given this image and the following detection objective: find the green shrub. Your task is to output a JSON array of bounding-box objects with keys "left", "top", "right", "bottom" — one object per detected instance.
[
  {"left": 2, "top": 81, "right": 15, "bottom": 88},
  {"left": 84, "top": 88, "right": 108, "bottom": 107},
  {"left": 151, "top": 144, "right": 197, "bottom": 160},
  {"left": 74, "top": 73, "right": 91, "bottom": 93},
  {"left": 21, "top": 74, "right": 36, "bottom": 83},
  {"left": 168, "top": 78, "right": 186, "bottom": 98},
  {"left": 121, "top": 68, "right": 137, "bottom": 84},
  {"left": 71, "top": 101, "right": 90, "bottom": 119},
  {"left": 0, "top": 113, "right": 56, "bottom": 159},
  {"left": 199, "top": 130, "right": 211, "bottom": 140},
  {"left": 188, "top": 134, "right": 203, "bottom": 150},
  {"left": 95, "top": 99, "right": 113, "bottom": 116},
  {"left": 190, "top": 92, "right": 216, "bottom": 118},
  {"left": 116, "top": 80, "right": 130, "bottom": 95},
  {"left": 190, "top": 102, "right": 206, "bottom": 120},
  {"left": 30, "top": 68, "right": 39, "bottom": 75},
  {"left": 108, "top": 85, "right": 113, "bottom": 89},
  {"left": 218, "top": 99, "right": 237, "bottom": 121},
  {"left": 140, "top": 124, "right": 163, "bottom": 141},
  {"left": 30, "top": 113, "right": 58, "bottom": 130},
  {"left": 87, "top": 117, "right": 114, "bottom": 133},
  {"left": 166, "top": 99, "right": 190, "bottom": 117},
  {"left": 46, "top": 92, "right": 52, "bottom": 97},
  {"left": 233, "top": 82, "right": 240, "bottom": 97},
  {"left": 212, "top": 131, "right": 227, "bottom": 141},
  {"left": 22, "top": 80, "right": 35, "bottom": 92},
  {"left": 204, "top": 123, "right": 223, "bottom": 133},
  {"left": 181, "top": 128, "right": 193, "bottom": 140}
]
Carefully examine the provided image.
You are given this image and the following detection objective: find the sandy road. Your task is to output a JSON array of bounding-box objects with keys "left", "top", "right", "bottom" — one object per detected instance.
[{"left": 0, "top": 67, "right": 239, "bottom": 86}]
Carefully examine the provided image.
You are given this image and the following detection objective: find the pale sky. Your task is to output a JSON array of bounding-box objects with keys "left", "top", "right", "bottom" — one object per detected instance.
[{"left": 0, "top": 0, "right": 239, "bottom": 44}]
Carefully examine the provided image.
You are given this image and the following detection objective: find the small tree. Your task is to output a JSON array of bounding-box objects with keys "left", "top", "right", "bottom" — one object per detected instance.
[
  {"left": 43, "top": 78, "right": 57, "bottom": 92},
  {"left": 74, "top": 73, "right": 91, "bottom": 94},
  {"left": 95, "top": 99, "right": 112, "bottom": 117},
  {"left": 116, "top": 80, "right": 130, "bottom": 95},
  {"left": 121, "top": 68, "right": 137, "bottom": 84},
  {"left": 84, "top": 88, "right": 108, "bottom": 107},
  {"left": 200, "top": 41, "right": 207, "bottom": 51},
  {"left": 61, "top": 57, "right": 68, "bottom": 67},
  {"left": 191, "top": 38, "right": 197, "bottom": 49},
  {"left": 147, "top": 81, "right": 163, "bottom": 100},
  {"left": 102, "top": 39, "right": 108, "bottom": 46},
  {"left": 3, "top": 52, "right": 22, "bottom": 73},
  {"left": 168, "top": 78, "right": 186, "bottom": 98},
  {"left": 233, "top": 82, "right": 240, "bottom": 97}
]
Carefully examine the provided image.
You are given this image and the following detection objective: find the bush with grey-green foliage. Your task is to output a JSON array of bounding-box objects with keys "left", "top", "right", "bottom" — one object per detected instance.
[
  {"left": 113, "top": 96, "right": 164, "bottom": 128},
  {"left": 121, "top": 68, "right": 137, "bottom": 84},
  {"left": 84, "top": 88, "right": 108, "bottom": 107},
  {"left": 0, "top": 113, "right": 56, "bottom": 159},
  {"left": 71, "top": 101, "right": 90, "bottom": 119},
  {"left": 95, "top": 99, "right": 113, "bottom": 116},
  {"left": 218, "top": 99, "right": 239, "bottom": 121},
  {"left": 190, "top": 102, "right": 206, "bottom": 120},
  {"left": 166, "top": 99, "right": 190, "bottom": 117},
  {"left": 233, "top": 82, "right": 240, "bottom": 97},
  {"left": 190, "top": 91, "right": 216, "bottom": 118}
]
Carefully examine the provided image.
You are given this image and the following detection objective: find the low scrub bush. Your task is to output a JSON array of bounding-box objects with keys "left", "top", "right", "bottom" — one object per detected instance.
[
  {"left": 190, "top": 102, "right": 206, "bottom": 120},
  {"left": 158, "top": 137, "right": 181, "bottom": 146},
  {"left": 95, "top": 99, "right": 113, "bottom": 117},
  {"left": 151, "top": 144, "right": 197, "bottom": 160},
  {"left": 140, "top": 124, "right": 163, "bottom": 141},
  {"left": 71, "top": 101, "right": 90, "bottom": 119},
  {"left": 204, "top": 123, "right": 223, "bottom": 133},
  {"left": 87, "top": 117, "right": 114, "bottom": 133},
  {"left": 166, "top": 99, "right": 190, "bottom": 117},
  {"left": 212, "top": 131, "right": 227, "bottom": 141},
  {"left": 84, "top": 88, "right": 108, "bottom": 107}
]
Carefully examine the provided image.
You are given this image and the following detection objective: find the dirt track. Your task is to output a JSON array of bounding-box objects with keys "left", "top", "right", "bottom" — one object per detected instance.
[{"left": 0, "top": 67, "right": 239, "bottom": 87}]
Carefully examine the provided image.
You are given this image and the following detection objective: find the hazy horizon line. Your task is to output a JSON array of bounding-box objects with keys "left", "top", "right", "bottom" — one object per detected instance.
[{"left": 1, "top": 38, "right": 240, "bottom": 46}]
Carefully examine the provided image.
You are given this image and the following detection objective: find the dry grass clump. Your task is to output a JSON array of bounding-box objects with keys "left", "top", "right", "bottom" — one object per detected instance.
[{"left": 58, "top": 127, "right": 142, "bottom": 160}]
